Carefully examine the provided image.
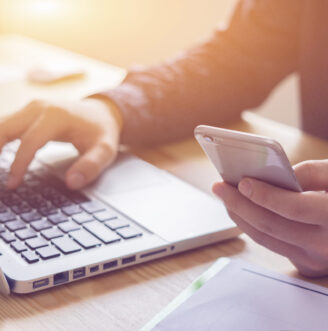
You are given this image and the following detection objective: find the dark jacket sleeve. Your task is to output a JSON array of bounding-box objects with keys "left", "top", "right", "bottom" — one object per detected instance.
[{"left": 95, "top": 0, "right": 301, "bottom": 146}]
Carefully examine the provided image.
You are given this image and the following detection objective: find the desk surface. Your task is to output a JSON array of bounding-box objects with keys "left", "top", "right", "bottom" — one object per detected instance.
[{"left": 1, "top": 35, "right": 328, "bottom": 331}]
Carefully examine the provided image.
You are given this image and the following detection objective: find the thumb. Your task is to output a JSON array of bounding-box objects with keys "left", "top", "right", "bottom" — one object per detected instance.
[
  {"left": 294, "top": 160, "right": 328, "bottom": 191},
  {"left": 65, "top": 142, "right": 117, "bottom": 190}
]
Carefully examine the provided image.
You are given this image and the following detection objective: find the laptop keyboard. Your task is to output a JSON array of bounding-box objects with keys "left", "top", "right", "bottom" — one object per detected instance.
[{"left": 0, "top": 142, "right": 144, "bottom": 264}]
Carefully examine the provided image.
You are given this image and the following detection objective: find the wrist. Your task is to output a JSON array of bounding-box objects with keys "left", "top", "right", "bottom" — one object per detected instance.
[{"left": 87, "top": 95, "right": 124, "bottom": 131}]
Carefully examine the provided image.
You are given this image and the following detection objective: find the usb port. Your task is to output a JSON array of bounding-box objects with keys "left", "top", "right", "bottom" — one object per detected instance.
[
  {"left": 73, "top": 267, "right": 86, "bottom": 279},
  {"left": 53, "top": 271, "right": 69, "bottom": 285},
  {"left": 122, "top": 255, "right": 136, "bottom": 265},
  {"left": 103, "top": 260, "right": 118, "bottom": 270},
  {"left": 33, "top": 278, "right": 49, "bottom": 289},
  {"left": 90, "top": 265, "right": 99, "bottom": 273}
]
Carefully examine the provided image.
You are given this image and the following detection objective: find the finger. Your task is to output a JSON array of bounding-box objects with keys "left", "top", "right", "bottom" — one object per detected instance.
[
  {"left": 228, "top": 209, "right": 328, "bottom": 278},
  {"left": 294, "top": 160, "right": 328, "bottom": 191},
  {"left": 290, "top": 258, "right": 328, "bottom": 278},
  {"left": 7, "top": 116, "right": 57, "bottom": 188},
  {"left": 237, "top": 178, "right": 328, "bottom": 225},
  {"left": 213, "top": 182, "right": 320, "bottom": 247},
  {"left": 227, "top": 210, "right": 306, "bottom": 262},
  {"left": 65, "top": 141, "right": 116, "bottom": 190},
  {"left": 0, "top": 101, "right": 40, "bottom": 150}
]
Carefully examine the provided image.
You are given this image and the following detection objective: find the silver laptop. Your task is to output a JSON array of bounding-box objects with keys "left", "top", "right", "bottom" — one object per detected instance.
[{"left": 0, "top": 140, "right": 239, "bottom": 294}]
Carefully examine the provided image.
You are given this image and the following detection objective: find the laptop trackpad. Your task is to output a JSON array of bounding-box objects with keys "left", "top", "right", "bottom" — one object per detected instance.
[
  {"left": 88, "top": 154, "right": 169, "bottom": 195},
  {"left": 36, "top": 142, "right": 169, "bottom": 195},
  {"left": 36, "top": 142, "right": 234, "bottom": 243}
]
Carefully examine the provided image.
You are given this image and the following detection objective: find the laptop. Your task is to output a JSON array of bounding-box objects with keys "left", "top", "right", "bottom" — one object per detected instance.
[{"left": 0, "top": 140, "right": 240, "bottom": 294}]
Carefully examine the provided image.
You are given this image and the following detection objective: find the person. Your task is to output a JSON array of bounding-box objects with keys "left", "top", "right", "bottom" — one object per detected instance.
[{"left": 1, "top": 0, "right": 328, "bottom": 277}]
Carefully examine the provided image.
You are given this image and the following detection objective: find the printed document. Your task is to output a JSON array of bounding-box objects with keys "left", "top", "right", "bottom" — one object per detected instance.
[{"left": 143, "top": 258, "right": 328, "bottom": 331}]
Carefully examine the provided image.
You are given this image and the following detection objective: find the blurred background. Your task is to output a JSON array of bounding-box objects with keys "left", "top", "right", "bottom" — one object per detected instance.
[{"left": 0, "top": 0, "right": 300, "bottom": 127}]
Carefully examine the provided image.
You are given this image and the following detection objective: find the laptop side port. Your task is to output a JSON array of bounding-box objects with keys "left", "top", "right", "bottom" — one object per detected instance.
[
  {"left": 140, "top": 248, "right": 167, "bottom": 259},
  {"left": 103, "top": 260, "right": 118, "bottom": 270},
  {"left": 122, "top": 255, "right": 136, "bottom": 265},
  {"left": 90, "top": 265, "right": 99, "bottom": 273},
  {"left": 53, "top": 271, "right": 69, "bottom": 285},
  {"left": 73, "top": 267, "right": 86, "bottom": 279},
  {"left": 33, "top": 278, "right": 49, "bottom": 289}
]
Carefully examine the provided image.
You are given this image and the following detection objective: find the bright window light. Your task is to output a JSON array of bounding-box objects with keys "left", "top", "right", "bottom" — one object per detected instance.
[{"left": 30, "top": 0, "right": 59, "bottom": 15}]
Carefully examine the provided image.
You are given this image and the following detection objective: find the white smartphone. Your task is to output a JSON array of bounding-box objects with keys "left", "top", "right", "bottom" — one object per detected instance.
[{"left": 194, "top": 125, "right": 302, "bottom": 192}]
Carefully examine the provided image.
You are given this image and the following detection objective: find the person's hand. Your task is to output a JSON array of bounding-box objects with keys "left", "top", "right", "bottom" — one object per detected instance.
[
  {"left": 0, "top": 97, "right": 123, "bottom": 190},
  {"left": 213, "top": 159, "right": 328, "bottom": 278}
]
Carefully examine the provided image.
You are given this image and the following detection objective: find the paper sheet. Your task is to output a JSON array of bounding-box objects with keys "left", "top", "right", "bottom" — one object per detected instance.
[{"left": 144, "top": 259, "right": 328, "bottom": 331}]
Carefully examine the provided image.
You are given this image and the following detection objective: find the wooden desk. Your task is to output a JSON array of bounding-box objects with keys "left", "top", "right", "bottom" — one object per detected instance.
[{"left": 1, "top": 35, "right": 328, "bottom": 331}]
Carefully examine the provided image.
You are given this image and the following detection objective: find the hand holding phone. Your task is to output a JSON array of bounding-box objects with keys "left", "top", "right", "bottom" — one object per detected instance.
[
  {"left": 195, "top": 125, "right": 302, "bottom": 192},
  {"left": 195, "top": 126, "right": 328, "bottom": 279}
]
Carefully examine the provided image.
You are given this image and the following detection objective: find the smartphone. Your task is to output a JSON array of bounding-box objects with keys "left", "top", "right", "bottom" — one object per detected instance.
[{"left": 194, "top": 125, "right": 302, "bottom": 192}]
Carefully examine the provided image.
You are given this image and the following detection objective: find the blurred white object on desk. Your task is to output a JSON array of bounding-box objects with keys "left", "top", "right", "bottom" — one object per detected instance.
[
  {"left": 0, "top": 65, "right": 25, "bottom": 83},
  {"left": 27, "top": 61, "right": 85, "bottom": 83}
]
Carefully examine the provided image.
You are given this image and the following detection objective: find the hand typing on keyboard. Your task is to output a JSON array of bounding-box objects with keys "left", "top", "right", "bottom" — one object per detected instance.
[
  {"left": 0, "top": 164, "right": 143, "bottom": 264},
  {"left": 0, "top": 97, "right": 123, "bottom": 190}
]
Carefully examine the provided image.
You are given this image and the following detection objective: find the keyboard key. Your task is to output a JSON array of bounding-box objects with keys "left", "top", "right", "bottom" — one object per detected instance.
[
  {"left": 20, "top": 211, "right": 42, "bottom": 223},
  {"left": 30, "top": 219, "right": 53, "bottom": 232},
  {"left": 52, "top": 236, "right": 82, "bottom": 254},
  {"left": 58, "top": 221, "right": 80, "bottom": 233},
  {"left": 11, "top": 241, "right": 28, "bottom": 253},
  {"left": 36, "top": 246, "right": 60, "bottom": 260},
  {"left": 72, "top": 212, "right": 93, "bottom": 224},
  {"left": 39, "top": 186, "right": 59, "bottom": 199},
  {"left": 41, "top": 228, "right": 64, "bottom": 240},
  {"left": 38, "top": 204, "right": 58, "bottom": 216},
  {"left": 94, "top": 210, "right": 118, "bottom": 222},
  {"left": 51, "top": 195, "right": 72, "bottom": 208},
  {"left": 6, "top": 220, "right": 27, "bottom": 232},
  {"left": 105, "top": 218, "right": 130, "bottom": 230},
  {"left": 0, "top": 211, "right": 16, "bottom": 223},
  {"left": 2, "top": 193, "right": 21, "bottom": 206},
  {"left": 27, "top": 195, "right": 48, "bottom": 208},
  {"left": 11, "top": 202, "right": 32, "bottom": 215},
  {"left": 26, "top": 237, "right": 48, "bottom": 250},
  {"left": 22, "top": 250, "right": 39, "bottom": 263},
  {"left": 16, "top": 187, "right": 34, "bottom": 199},
  {"left": 80, "top": 201, "right": 106, "bottom": 214},
  {"left": 32, "top": 200, "right": 48, "bottom": 212},
  {"left": 15, "top": 228, "right": 37, "bottom": 240},
  {"left": 48, "top": 213, "right": 68, "bottom": 225},
  {"left": 0, "top": 225, "right": 5, "bottom": 233},
  {"left": 70, "top": 229, "right": 101, "bottom": 249},
  {"left": 67, "top": 191, "right": 90, "bottom": 204},
  {"left": 61, "top": 204, "right": 82, "bottom": 216},
  {"left": 84, "top": 221, "right": 121, "bottom": 244},
  {"left": 1, "top": 231, "right": 16, "bottom": 243},
  {"left": 116, "top": 227, "right": 143, "bottom": 240}
]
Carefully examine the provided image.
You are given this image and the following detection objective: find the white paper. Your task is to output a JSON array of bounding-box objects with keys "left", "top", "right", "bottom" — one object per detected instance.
[{"left": 152, "top": 259, "right": 328, "bottom": 331}]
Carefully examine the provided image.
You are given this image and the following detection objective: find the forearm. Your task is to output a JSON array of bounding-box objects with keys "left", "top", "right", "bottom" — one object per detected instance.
[{"left": 95, "top": 0, "right": 301, "bottom": 146}]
